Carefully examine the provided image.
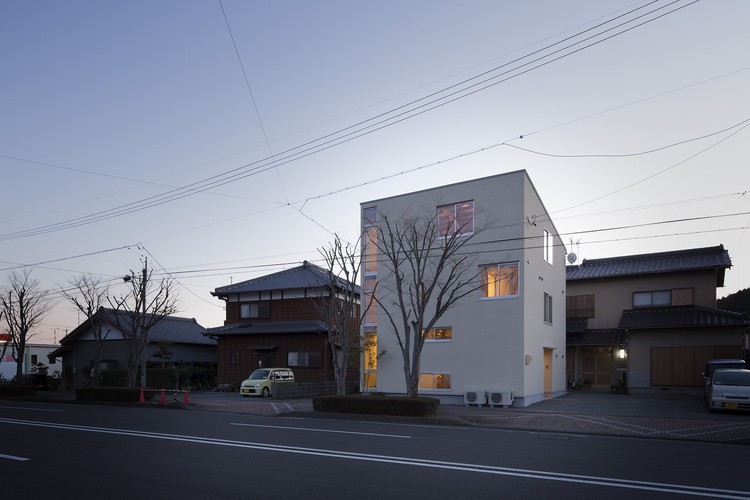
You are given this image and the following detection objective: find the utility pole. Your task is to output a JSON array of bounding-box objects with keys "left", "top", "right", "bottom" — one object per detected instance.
[{"left": 141, "top": 257, "right": 148, "bottom": 388}]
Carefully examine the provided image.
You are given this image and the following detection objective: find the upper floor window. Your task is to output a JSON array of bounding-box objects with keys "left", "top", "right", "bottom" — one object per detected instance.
[
  {"left": 633, "top": 290, "right": 671, "bottom": 308},
  {"left": 567, "top": 294, "right": 595, "bottom": 318},
  {"left": 240, "top": 301, "right": 270, "bottom": 319},
  {"left": 424, "top": 327, "right": 452, "bottom": 341},
  {"left": 362, "top": 207, "right": 378, "bottom": 227},
  {"left": 543, "top": 229, "right": 553, "bottom": 265},
  {"left": 481, "top": 262, "right": 519, "bottom": 298},
  {"left": 544, "top": 292, "right": 553, "bottom": 325},
  {"left": 437, "top": 201, "right": 474, "bottom": 237}
]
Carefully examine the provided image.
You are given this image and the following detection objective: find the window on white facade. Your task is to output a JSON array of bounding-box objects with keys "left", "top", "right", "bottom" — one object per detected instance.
[
  {"left": 418, "top": 373, "right": 451, "bottom": 390},
  {"left": 363, "top": 330, "right": 377, "bottom": 389},
  {"left": 437, "top": 201, "right": 474, "bottom": 237},
  {"left": 480, "top": 262, "right": 519, "bottom": 298},
  {"left": 424, "top": 327, "right": 452, "bottom": 341},
  {"left": 544, "top": 292, "right": 553, "bottom": 324},
  {"left": 362, "top": 206, "right": 378, "bottom": 226},
  {"left": 543, "top": 229, "right": 553, "bottom": 264}
]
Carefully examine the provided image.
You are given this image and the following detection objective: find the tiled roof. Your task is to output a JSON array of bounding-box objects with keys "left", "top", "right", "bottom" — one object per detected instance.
[
  {"left": 566, "top": 329, "right": 624, "bottom": 346},
  {"left": 618, "top": 305, "right": 747, "bottom": 330},
  {"left": 206, "top": 320, "right": 328, "bottom": 337},
  {"left": 566, "top": 318, "right": 588, "bottom": 334},
  {"left": 58, "top": 308, "right": 214, "bottom": 347},
  {"left": 566, "top": 245, "right": 731, "bottom": 281},
  {"left": 212, "top": 261, "right": 360, "bottom": 297}
]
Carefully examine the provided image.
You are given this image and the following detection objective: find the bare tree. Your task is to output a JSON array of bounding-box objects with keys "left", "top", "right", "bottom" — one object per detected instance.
[
  {"left": 1, "top": 270, "right": 53, "bottom": 383},
  {"left": 370, "top": 209, "right": 486, "bottom": 397},
  {"left": 61, "top": 274, "right": 110, "bottom": 387},
  {"left": 108, "top": 264, "right": 178, "bottom": 388},
  {"left": 314, "top": 234, "right": 368, "bottom": 396}
]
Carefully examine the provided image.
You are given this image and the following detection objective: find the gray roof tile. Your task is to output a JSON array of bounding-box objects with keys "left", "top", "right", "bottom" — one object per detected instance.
[
  {"left": 618, "top": 305, "right": 747, "bottom": 330},
  {"left": 567, "top": 245, "right": 731, "bottom": 281},
  {"left": 206, "top": 320, "right": 328, "bottom": 337}
]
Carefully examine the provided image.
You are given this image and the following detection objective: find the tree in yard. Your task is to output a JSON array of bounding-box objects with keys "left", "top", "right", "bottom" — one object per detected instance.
[
  {"left": 107, "top": 262, "right": 178, "bottom": 388},
  {"left": 368, "top": 208, "right": 487, "bottom": 397},
  {"left": 61, "top": 274, "right": 110, "bottom": 387},
  {"left": 314, "top": 235, "right": 369, "bottom": 396},
  {"left": 0, "top": 270, "right": 53, "bottom": 383}
]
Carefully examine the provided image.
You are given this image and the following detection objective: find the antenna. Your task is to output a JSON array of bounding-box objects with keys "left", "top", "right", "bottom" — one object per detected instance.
[{"left": 566, "top": 238, "right": 580, "bottom": 264}]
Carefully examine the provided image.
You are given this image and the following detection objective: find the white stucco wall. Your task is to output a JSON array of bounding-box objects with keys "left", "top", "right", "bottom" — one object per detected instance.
[{"left": 361, "top": 170, "right": 566, "bottom": 406}]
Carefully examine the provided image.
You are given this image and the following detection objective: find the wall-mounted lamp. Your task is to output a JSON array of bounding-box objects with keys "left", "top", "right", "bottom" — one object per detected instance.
[{"left": 618, "top": 348, "right": 626, "bottom": 359}]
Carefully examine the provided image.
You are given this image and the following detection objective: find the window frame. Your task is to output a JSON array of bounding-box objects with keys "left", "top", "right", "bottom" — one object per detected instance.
[
  {"left": 543, "top": 292, "right": 553, "bottom": 325},
  {"left": 239, "top": 301, "right": 270, "bottom": 319},
  {"left": 424, "top": 326, "right": 453, "bottom": 342},
  {"left": 418, "top": 372, "right": 452, "bottom": 391},
  {"left": 633, "top": 290, "right": 672, "bottom": 308},
  {"left": 543, "top": 229, "right": 553, "bottom": 265},
  {"left": 437, "top": 201, "right": 474, "bottom": 238},
  {"left": 480, "top": 261, "right": 520, "bottom": 299}
]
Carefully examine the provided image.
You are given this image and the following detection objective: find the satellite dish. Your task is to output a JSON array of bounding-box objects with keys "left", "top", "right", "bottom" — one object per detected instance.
[{"left": 567, "top": 252, "right": 577, "bottom": 264}]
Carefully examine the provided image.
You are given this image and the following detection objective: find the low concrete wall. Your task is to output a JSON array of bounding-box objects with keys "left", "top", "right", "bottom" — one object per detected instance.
[{"left": 272, "top": 380, "right": 358, "bottom": 399}]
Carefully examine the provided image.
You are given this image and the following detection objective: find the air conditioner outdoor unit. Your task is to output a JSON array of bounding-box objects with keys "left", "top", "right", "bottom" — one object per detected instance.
[
  {"left": 464, "top": 390, "right": 486, "bottom": 407},
  {"left": 488, "top": 390, "right": 514, "bottom": 408}
]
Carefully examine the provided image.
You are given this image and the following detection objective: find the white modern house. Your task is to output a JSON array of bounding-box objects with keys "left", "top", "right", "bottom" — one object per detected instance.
[{"left": 360, "top": 170, "right": 567, "bottom": 407}]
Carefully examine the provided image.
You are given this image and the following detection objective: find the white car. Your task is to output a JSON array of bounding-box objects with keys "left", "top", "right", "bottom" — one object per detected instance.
[
  {"left": 240, "top": 368, "right": 295, "bottom": 398},
  {"left": 706, "top": 369, "right": 750, "bottom": 412}
]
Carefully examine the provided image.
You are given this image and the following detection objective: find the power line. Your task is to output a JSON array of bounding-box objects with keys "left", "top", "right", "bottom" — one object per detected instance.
[{"left": 0, "top": 0, "right": 696, "bottom": 242}]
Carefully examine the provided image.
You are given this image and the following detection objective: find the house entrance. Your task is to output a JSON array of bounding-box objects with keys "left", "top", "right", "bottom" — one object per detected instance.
[{"left": 579, "top": 347, "right": 612, "bottom": 389}]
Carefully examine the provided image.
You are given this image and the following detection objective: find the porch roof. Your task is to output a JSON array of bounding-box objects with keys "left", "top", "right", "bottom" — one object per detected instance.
[
  {"left": 566, "top": 329, "right": 624, "bottom": 346},
  {"left": 205, "top": 319, "right": 328, "bottom": 337},
  {"left": 618, "top": 305, "right": 747, "bottom": 330}
]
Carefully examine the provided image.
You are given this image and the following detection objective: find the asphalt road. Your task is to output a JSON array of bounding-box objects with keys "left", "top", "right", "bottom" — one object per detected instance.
[{"left": 1, "top": 400, "right": 749, "bottom": 499}]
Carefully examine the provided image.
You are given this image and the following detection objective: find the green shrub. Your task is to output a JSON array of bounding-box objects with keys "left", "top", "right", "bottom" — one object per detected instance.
[
  {"left": 312, "top": 395, "right": 439, "bottom": 417},
  {"left": 148, "top": 368, "right": 179, "bottom": 390},
  {"left": 0, "top": 384, "right": 37, "bottom": 397},
  {"left": 100, "top": 370, "right": 129, "bottom": 387},
  {"left": 75, "top": 387, "right": 139, "bottom": 402}
]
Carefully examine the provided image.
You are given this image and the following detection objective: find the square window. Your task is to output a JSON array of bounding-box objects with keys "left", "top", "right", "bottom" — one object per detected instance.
[
  {"left": 437, "top": 201, "right": 474, "bottom": 237},
  {"left": 481, "top": 262, "right": 519, "bottom": 298}
]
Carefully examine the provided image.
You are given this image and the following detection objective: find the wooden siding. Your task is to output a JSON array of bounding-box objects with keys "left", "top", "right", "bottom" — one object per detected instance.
[{"left": 650, "top": 345, "right": 743, "bottom": 387}]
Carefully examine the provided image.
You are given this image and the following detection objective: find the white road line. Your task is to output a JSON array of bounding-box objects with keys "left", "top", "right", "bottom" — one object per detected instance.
[
  {"left": 0, "top": 417, "right": 746, "bottom": 499},
  {"left": 0, "top": 453, "right": 30, "bottom": 462},
  {"left": 230, "top": 422, "right": 410, "bottom": 438},
  {"left": 0, "top": 406, "right": 63, "bottom": 413}
]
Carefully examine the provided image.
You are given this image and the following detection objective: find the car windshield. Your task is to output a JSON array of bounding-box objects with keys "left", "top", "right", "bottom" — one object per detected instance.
[
  {"left": 249, "top": 369, "right": 270, "bottom": 380},
  {"left": 714, "top": 371, "right": 750, "bottom": 386}
]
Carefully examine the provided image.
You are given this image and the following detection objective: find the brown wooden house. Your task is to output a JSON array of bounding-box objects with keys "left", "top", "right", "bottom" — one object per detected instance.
[{"left": 207, "top": 261, "right": 360, "bottom": 388}]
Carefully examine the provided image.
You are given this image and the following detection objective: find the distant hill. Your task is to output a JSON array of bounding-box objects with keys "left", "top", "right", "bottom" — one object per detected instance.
[{"left": 717, "top": 288, "right": 750, "bottom": 315}]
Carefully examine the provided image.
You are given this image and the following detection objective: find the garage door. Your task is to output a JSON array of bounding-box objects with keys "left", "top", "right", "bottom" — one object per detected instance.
[{"left": 651, "top": 345, "right": 742, "bottom": 387}]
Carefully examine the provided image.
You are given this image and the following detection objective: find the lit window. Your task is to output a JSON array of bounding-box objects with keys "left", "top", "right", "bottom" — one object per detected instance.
[
  {"left": 364, "top": 331, "right": 377, "bottom": 389},
  {"left": 543, "top": 229, "right": 553, "bottom": 264},
  {"left": 364, "top": 226, "right": 378, "bottom": 274},
  {"left": 481, "top": 262, "right": 519, "bottom": 298},
  {"left": 437, "top": 201, "right": 474, "bottom": 237},
  {"left": 419, "top": 373, "right": 451, "bottom": 390},
  {"left": 544, "top": 292, "right": 553, "bottom": 325},
  {"left": 424, "top": 327, "right": 452, "bottom": 341}
]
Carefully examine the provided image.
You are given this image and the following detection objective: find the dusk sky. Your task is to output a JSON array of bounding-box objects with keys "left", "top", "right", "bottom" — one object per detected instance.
[{"left": 2, "top": 0, "right": 749, "bottom": 344}]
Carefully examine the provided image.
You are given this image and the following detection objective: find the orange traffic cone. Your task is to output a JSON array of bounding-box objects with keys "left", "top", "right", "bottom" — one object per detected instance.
[
  {"left": 159, "top": 388, "right": 166, "bottom": 405},
  {"left": 138, "top": 388, "right": 145, "bottom": 403},
  {"left": 183, "top": 388, "right": 190, "bottom": 406}
]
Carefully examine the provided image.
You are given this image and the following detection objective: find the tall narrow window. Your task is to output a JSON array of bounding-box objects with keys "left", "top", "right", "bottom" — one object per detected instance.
[
  {"left": 543, "top": 229, "right": 553, "bottom": 264},
  {"left": 364, "top": 330, "right": 377, "bottom": 389},
  {"left": 481, "top": 262, "right": 519, "bottom": 298},
  {"left": 544, "top": 292, "right": 553, "bottom": 324},
  {"left": 437, "top": 201, "right": 474, "bottom": 237}
]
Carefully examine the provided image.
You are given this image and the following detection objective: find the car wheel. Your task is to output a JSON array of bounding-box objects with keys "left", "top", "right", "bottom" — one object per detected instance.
[{"left": 261, "top": 387, "right": 271, "bottom": 398}]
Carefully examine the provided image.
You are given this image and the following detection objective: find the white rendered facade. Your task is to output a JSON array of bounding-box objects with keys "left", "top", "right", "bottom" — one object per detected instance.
[{"left": 360, "top": 170, "right": 566, "bottom": 407}]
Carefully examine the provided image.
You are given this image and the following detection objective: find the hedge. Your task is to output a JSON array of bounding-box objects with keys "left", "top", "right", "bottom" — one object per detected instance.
[{"left": 312, "top": 395, "right": 439, "bottom": 417}]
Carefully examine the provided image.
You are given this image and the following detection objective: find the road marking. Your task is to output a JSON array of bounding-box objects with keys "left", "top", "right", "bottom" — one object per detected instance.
[
  {"left": 0, "top": 406, "right": 63, "bottom": 413},
  {"left": 0, "top": 417, "right": 747, "bottom": 499},
  {"left": 230, "top": 422, "right": 410, "bottom": 438},
  {"left": 0, "top": 453, "right": 30, "bottom": 462}
]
